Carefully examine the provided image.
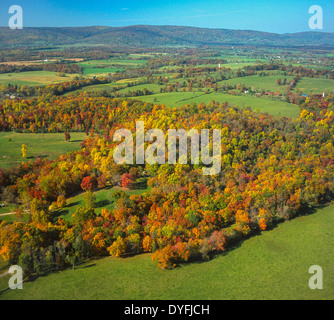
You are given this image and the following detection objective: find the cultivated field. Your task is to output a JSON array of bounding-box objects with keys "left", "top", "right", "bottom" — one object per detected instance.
[{"left": 0, "top": 71, "right": 82, "bottom": 86}]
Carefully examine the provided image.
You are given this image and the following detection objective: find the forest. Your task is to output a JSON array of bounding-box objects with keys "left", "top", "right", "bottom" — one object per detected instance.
[{"left": 1, "top": 91, "right": 334, "bottom": 271}]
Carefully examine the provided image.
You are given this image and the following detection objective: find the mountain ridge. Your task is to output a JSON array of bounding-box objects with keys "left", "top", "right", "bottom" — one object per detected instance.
[{"left": 0, "top": 25, "right": 333, "bottom": 48}]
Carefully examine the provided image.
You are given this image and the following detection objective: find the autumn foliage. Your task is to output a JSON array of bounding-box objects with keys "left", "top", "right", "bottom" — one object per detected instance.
[{"left": 1, "top": 93, "right": 334, "bottom": 273}]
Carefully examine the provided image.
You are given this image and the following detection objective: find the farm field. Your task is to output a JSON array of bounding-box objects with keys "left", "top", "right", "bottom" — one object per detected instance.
[
  {"left": 117, "top": 83, "right": 163, "bottom": 95},
  {"left": 0, "top": 132, "right": 87, "bottom": 169},
  {"left": 77, "top": 59, "right": 147, "bottom": 66},
  {"left": 65, "top": 82, "right": 124, "bottom": 95},
  {"left": 76, "top": 59, "right": 147, "bottom": 75},
  {"left": 1, "top": 203, "right": 333, "bottom": 300},
  {"left": 218, "top": 75, "right": 295, "bottom": 92},
  {"left": 222, "top": 62, "right": 264, "bottom": 70},
  {"left": 133, "top": 91, "right": 300, "bottom": 118},
  {"left": 80, "top": 66, "right": 124, "bottom": 76},
  {"left": 294, "top": 78, "right": 334, "bottom": 94},
  {"left": 0, "top": 70, "right": 81, "bottom": 86}
]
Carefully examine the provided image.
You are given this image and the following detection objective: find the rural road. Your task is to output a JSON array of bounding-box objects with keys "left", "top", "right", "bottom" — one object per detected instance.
[
  {"left": 0, "top": 212, "right": 16, "bottom": 217},
  {"left": 0, "top": 211, "right": 30, "bottom": 217}
]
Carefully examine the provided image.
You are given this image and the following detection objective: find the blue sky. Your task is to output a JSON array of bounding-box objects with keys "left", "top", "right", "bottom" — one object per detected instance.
[{"left": 0, "top": 0, "right": 333, "bottom": 33}]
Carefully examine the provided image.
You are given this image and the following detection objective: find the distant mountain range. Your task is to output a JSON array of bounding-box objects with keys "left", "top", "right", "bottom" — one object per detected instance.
[{"left": 0, "top": 25, "right": 333, "bottom": 48}]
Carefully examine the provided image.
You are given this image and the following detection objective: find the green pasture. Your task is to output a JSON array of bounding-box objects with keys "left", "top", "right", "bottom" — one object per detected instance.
[
  {"left": 0, "top": 71, "right": 81, "bottom": 86},
  {"left": 133, "top": 91, "right": 300, "bottom": 118},
  {"left": 0, "top": 132, "right": 87, "bottom": 169}
]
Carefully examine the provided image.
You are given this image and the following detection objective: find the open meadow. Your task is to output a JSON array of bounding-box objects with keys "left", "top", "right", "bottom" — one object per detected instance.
[
  {"left": 133, "top": 91, "right": 300, "bottom": 118},
  {"left": 0, "top": 70, "right": 83, "bottom": 86},
  {"left": 0, "top": 132, "right": 87, "bottom": 169}
]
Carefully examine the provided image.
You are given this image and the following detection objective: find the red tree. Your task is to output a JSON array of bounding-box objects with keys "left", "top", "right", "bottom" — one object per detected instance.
[
  {"left": 121, "top": 173, "right": 133, "bottom": 188},
  {"left": 81, "top": 176, "right": 95, "bottom": 191}
]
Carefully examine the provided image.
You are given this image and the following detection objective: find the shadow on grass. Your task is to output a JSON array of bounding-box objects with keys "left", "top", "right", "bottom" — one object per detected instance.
[
  {"left": 96, "top": 199, "right": 111, "bottom": 208},
  {"left": 132, "top": 178, "right": 148, "bottom": 190},
  {"left": 52, "top": 209, "right": 69, "bottom": 221},
  {"left": 26, "top": 259, "right": 99, "bottom": 285},
  {"left": 66, "top": 201, "right": 81, "bottom": 208},
  {"left": 52, "top": 201, "right": 83, "bottom": 220},
  {"left": 81, "top": 263, "right": 96, "bottom": 269}
]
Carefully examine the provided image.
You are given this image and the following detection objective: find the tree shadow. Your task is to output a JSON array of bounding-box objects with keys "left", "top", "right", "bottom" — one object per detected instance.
[
  {"left": 27, "top": 259, "right": 98, "bottom": 284},
  {"left": 132, "top": 178, "right": 148, "bottom": 190},
  {"left": 52, "top": 209, "right": 69, "bottom": 220},
  {"left": 51, "top": 201, "right": 81, "bottom": 220},
  {"left": 299, "top": 204, "right": 324, "bottom": 217},
  {"left": 95, "top": 199, "right": 111, "bottom": 208},
  {"left": 81, "top": 263, "right": 96, "bottom": 269},
  {"left": 66, "top": 201, "right": 80, "bottom": 208}
]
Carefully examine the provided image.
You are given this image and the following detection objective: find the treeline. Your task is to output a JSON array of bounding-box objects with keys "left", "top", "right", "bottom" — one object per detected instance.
[{"left": 0, "top": 62, "right": 83, "bottom": 75}]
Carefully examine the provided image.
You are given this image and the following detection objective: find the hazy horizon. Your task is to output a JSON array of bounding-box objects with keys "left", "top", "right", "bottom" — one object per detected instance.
[{"left": 0, "top": 24, "right": 333, "bottom": 35}]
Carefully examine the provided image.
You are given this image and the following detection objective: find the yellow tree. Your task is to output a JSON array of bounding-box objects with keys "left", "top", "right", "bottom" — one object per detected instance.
[
  {"left": 22, "top": 144, "right": 27, "bottom": 158},
  {"left": 107, "top": 236, "right": 126, "bottom": 257}
]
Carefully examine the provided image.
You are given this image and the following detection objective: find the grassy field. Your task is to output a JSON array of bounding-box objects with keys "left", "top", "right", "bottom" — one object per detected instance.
[
  {"left": 294, "top": 78, "right": 334, "bottom": 94},
  {"left": 117, "top": 83, "right": 163, "bottom": 95},
  {"left": 133, "top": 91, "right": 300, "bottom": 118},
  {"left": 218, "top": 75, "right": 295, "bottom": 92},
  {"left": 0, "top": 204, "right": 17, "bottom": 215},
  {"left": 1, "top": 204, "right": 333, "bottom": 300},
  {"left": 72, "top": 83, "right": 162, "bottom": 96},
  {"left": 65, "top": 82, "right": 127, "bottom": 95},
  {"left": 76, "top": 59, "right": 146, "bottom": 76},
  {"left": 81, "top": 67, "right": 124, "bottom": 76},
  {"left": 0, "top": 71, "right": 81, "bottom": 86},
  {"left": 0, "top": 212, "right": 29, "bottom": 223},
  {"left": 0, "top": 132, "right": 87, "bottom": 169},
  {"left": 222, "top": 62, "right": 264, "bottom": 70},
  {"left": 77, "top": 59, "right": 147, "bottom": 67}
]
